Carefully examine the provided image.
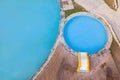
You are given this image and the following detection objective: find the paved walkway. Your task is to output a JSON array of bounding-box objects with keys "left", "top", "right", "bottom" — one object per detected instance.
[
  {"left": 34, "top": 43, "right": 120, "bottom": 80},
  {"left": 75, "top": 0, "right": 120, "bottom": 41}
]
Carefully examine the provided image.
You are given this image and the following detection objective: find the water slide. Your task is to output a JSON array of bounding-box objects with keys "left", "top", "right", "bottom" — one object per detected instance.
[{"left": 77, "top": 52, "right": 90, "bottom": 72}]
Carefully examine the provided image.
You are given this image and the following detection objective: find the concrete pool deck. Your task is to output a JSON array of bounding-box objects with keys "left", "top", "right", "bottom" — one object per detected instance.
[{"left": 34, "top": 43, "right": 120, "bottom": 80}]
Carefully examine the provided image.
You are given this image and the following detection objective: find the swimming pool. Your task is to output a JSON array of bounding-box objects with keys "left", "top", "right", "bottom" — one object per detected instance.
[
  {"left": 0, "top": 0, "right": 60, "bottom": 80},
  {"left": 63, "top": 15, "right": 108, "bottom": 54}
]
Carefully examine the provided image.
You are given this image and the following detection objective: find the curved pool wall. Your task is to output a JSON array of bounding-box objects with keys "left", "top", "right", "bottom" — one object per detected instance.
[
  {"left": 63, "top": 15, "right": 108, "bottom": 54},
  {"left": 0, "top": 0, "right": 60, "bottom": 80}
]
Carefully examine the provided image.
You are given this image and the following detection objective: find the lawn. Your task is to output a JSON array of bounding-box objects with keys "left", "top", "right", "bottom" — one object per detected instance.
[
  {"left": 104, "top": 0, "right": 118, "bottom": 11},
  {"left": 64, "top": 0, "right": 87, "bottom": 18}
]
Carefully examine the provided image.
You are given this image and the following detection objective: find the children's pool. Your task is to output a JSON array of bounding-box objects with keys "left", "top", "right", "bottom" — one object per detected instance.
[
  {"left": 0, "top": 0, "right": 60, "bottom": 80},
  {"left": 63, "top": 15, "right": 108, "bottom": 54}
]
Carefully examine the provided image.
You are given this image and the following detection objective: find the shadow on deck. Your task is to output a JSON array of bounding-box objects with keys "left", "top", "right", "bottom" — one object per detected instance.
[{"left": 34, "top": 43, "right": 120, "bottom": 80}]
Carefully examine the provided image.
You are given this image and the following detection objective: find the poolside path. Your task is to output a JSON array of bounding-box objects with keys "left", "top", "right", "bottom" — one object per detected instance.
[
  {"left": 35, "top": 43, "right": 120, "bottom": 80},
  {"left": 75, "top": 0, "right": 120, "bottom": 42}
]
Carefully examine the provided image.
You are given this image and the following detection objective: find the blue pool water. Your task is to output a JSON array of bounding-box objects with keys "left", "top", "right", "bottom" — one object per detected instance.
[
  {"left": 0, "top": 0, "right": 60, "bottom": 80},
  {"left": 63, "top": 15, "right": 108, "bottom": 54}
]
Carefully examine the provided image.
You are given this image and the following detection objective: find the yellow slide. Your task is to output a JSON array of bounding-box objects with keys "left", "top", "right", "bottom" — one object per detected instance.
[{"left": 77, "top": 52, "right": 90, "bottom": 72}]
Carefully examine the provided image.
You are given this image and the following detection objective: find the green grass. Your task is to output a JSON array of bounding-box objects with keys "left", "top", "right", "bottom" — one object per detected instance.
[
  {"left": 110, "top": 38, "right": 119, "bottom": 56},
  {"left": 64, "top": 0, "right": 87, "bottom": 18},
  {"left": 110, "top": 38, "right": 116, "bottom": 56},
  {"left": 104, "top": 0, "right": 117, "bottom": 11}
]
